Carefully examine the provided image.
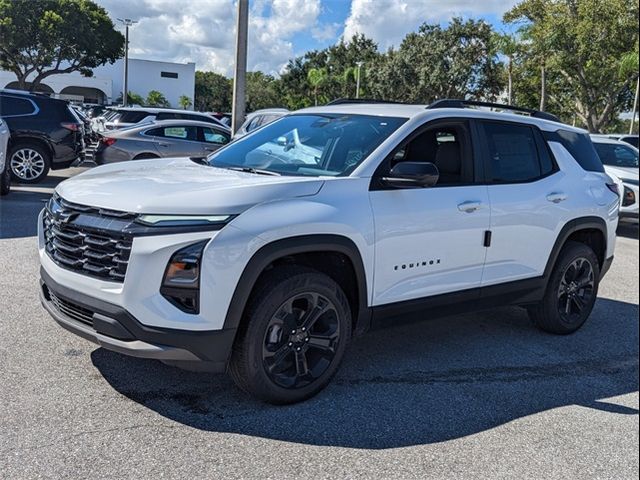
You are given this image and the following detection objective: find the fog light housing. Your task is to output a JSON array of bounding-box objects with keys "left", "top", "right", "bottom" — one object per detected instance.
[{"left": 160, "top": 240, "right": 208, "bottom": 314}]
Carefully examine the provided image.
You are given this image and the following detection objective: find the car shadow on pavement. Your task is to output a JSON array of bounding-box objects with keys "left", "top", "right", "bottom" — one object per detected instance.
[
  {"left": 92, "top": 297, "right": 639, "bottom": 449},
  {"left": 0, "top": 171, "right": 72, "bottom": 239}
]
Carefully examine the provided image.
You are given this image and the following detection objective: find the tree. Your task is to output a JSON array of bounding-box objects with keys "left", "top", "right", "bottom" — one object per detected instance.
[
  {"left": 0, "top": 0, "right": 124, "bottom": 92},
  {"left": 178, "top": 95, "right": 192, "bottom": 110},
  {"left": 505, "top": 0, "right": 639, "bottom": 132},
  {"left": 146, "top": 90, "right": 170, "bottom": 107},
  {"left": 307, "top": 68, "right": 328, "bottom": 106},
  {"left": 246, "top": 72, "right": 282, "bottom": 111},
  {"left": 368, "top": 18, "right": 504, "bottom": 103},
  {"left": 194, "top": 71, "right": 232, "bottom": 112},
  {"left": 494, "top": 33, "right": 522, "bottom": 104}
]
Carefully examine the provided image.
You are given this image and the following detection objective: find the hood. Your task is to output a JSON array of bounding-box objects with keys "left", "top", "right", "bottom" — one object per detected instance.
[
  {"left": 604, "top": 165, "right": 639, "bottom": 182},
  {"left": 56, "top": 158, "right": 324, "bottom": 214}
]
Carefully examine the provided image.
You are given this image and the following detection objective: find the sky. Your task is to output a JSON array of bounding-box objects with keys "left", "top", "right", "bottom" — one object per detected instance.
[{"left": 98, "top": 0, "right": 520, "bottom": 76}]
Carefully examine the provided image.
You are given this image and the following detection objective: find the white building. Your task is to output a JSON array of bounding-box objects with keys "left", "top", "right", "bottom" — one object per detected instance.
[{"left": 0, "top": 58, "right": 195, "bottom": 108}]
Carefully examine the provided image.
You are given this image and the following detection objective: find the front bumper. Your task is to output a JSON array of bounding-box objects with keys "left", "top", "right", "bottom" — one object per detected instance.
[{"left": 40, "top": 268, "right": 236, "bottom": 371}]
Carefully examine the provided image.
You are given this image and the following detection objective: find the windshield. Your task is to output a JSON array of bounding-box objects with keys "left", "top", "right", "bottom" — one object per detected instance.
[
  {"left": 208, "top": 114, "right": 406, "bottom": 177},
  {"left": 594, "top": 142, "right": 639, "bottom": 168}
]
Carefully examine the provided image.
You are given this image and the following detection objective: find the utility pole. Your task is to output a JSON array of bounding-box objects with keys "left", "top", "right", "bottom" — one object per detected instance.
[
  {"left": 630, "top": 77, "right": 639, "bottom": 135},
  {"left": 117, "top": 18, "right": 137, "bottom": 107},
  {"left": 232, "top": 0, "right": 249, "bottom": 134},
  {"left": 355, "top": 61, "right": 364, "bottom": 99}
]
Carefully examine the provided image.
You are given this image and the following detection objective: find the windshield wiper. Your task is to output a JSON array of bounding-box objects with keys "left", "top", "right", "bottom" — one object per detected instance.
[{"left": 225, "top": 166, "right": 281, "bottom": 176}]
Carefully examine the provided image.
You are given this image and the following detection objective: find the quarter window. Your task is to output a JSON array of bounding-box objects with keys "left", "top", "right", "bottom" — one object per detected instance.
[
  {"left": 481, "top": 122, "right": 549, "bottom": 183},
  {"left": 0, "top": 96, "right": 36, "bottom": 116}
]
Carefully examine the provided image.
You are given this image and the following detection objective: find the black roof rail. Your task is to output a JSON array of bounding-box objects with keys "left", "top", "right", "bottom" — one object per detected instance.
[
  {"left": 327, "top": 98, "right": 406, "bottom": 106},
  {"left": 427, "top": 99, "right": 561, "bottom": 123}
]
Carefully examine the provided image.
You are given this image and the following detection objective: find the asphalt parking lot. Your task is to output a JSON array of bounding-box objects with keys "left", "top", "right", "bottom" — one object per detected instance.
[{"left": 0, "top": 169, "right": 638, "bottom": 479}]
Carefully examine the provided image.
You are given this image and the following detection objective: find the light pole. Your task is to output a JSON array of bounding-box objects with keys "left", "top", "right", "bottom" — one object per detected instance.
[
  {"left": 630, "top": 77, "right": 639, "bottom": 135},
  {"left": 117, "top": 18, "right": 137, "bottom": 107},
  {"left": 355, "top": 61, "right": 364, "bottom": 99},
  {"left": 231, "top": 0, "right": 249, "bottom": 134}
]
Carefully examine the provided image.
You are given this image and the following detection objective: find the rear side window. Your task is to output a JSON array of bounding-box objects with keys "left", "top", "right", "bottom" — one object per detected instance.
[
  {"left": 593, "top": 143, "right": 639, "bottom": 168},
  {"left": 543, "top": 130, "right": 604, "bottom": 173},
  {"left": 118, "top": 111, "right": 151, "bottom": 123},
  {"left": 156, "top": 112, "right": 179, "bottom": 121},
  {"left": 480, "top": 121, "right": 549, "bottom": 183},
  {"left": 0, "top": 95, "right": 36, "bottom": 116}
]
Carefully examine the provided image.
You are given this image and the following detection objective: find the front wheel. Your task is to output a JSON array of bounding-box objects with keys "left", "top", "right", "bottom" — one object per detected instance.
[
  {"left": 528, "top": 241, "right": 600, "bottom": 334},
  {"left": 229, "top": 266, "right": 352, "bottom": 404}
]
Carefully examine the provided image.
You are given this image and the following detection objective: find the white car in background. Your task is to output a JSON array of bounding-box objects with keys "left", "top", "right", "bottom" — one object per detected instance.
[
  {"left": 590, "top": 135, "right": 639, "bottom": 221},
  {"left": 0, "top": 117, "right": 10, "bottom": 196},
  {"left": 234, "top": 108, "right": 289, "bottom": 138}
]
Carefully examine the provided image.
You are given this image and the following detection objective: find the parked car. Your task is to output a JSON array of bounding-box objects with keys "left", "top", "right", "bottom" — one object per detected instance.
[
  {"left": 0, "top": 89, "right": 83, "bottom": 183},
  {"left": 234, "top": 108, "right": 289, "bottom": 138},
  {"left": 39, "top": 99, "right": 618, "bottom": 404},
  {"left": 590, "top": 135, "right": 639, "bottom": 221},
  {"left": 94, "top": 120, "right": 231, "bottom": 164},
  {"left": 592, "top": 133, "right": 638, "bottom": 149},
  {"left": 0, "top": 117, "right": 10, "bottom": 195},
  {"left": 92, "top": 107, "right": 229, "bottom": 136}
]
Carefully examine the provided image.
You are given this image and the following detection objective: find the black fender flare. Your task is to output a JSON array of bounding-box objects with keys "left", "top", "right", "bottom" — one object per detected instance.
[
  {"left": 222, "top": 234, "right": 370, "bottom": 333},
  {"left": 542, "top": 216, "right": 607, "bottom": 279}
]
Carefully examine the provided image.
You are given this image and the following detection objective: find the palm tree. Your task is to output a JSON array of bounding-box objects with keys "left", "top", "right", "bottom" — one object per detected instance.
[
  {"left": 495, "top": 33, "right": 521, "bottom": 105},
  {"left": 307, "top": 68, "right": 328, "bottom": 106}
]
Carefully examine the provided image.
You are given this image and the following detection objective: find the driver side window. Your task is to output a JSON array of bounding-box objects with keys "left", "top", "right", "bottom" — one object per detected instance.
[{"left": 389, "top": 121, "right": 474, "bottom": 186}]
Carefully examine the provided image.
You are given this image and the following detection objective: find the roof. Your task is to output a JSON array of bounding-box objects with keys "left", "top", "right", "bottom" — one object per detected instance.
[
  {"left": 111, "top": 118, "right": 232, "bottom": 134},
  {"left": 589, "top": 135, "right": 632, "bottom": 146},
  {"left": 296, "top": 102, "right": 585, "bottom": 133}
]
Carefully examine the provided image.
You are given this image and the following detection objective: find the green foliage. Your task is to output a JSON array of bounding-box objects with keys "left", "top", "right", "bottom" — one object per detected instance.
[
  {"left": 0, "top": 0, "right": 124, "bottom": 91},
  {"left": 194, "top": 71, "right": 232, "bottom": 112},
  {"left": 504, "top": 0, "right": 640, "bottom": 132},
  {"left": 146, "top": 90, "right": 170, "bottom": 108},
  {"left": 178, "top": 94, "right": 193, "bottom": 110},
  {"left": 367, "top": 18, "right": 504, "bottom": 103},
  {"left": 127, "top": 91, "right": 145, "bottom": 106}
]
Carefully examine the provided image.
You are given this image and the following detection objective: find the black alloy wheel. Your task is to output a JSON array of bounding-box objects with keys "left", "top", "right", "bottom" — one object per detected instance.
[
  {"left": 262, "top": 292, "right": 341, "bottom": 389},
  {"left": 557, "top": 257, "right": 596, "bottom": 322}
]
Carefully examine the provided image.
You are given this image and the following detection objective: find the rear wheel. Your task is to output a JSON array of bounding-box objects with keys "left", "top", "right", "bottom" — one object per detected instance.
[
  {"left": 9, "top": 143, "right": 50, "bottom": 183},
  {"left": 528, "top": 241, "right": 600, "bottom": 334},
  {"left": 229, "top": 266, "right": 352, "bottom": 404}
]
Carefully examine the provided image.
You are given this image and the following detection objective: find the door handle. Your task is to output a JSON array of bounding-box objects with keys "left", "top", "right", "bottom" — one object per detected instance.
[
  {"left": 546, "top": 192, "right": 568, "bottom": 203},
  {"left": 157, "top": 143, "right": 169, "bottom": 148},
  {"left": 457, "top": 201, "right": 483, "bottom": 213}
]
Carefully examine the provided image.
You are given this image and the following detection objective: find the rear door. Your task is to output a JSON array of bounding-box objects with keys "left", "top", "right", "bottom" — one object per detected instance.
[
  {"left": 477, "top": 120, "right": 565, "bottom": 286},
  {"left": 147, "top": 125, "right": 201, "bottom": 157}
]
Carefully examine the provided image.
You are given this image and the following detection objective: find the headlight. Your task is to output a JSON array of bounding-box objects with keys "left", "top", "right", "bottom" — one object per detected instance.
[
  {"left": 160, "top": 240, "right": 208, "bottom": 314},
  {"left": 137, "top": 214, "right": 232, "bottom": 227}
]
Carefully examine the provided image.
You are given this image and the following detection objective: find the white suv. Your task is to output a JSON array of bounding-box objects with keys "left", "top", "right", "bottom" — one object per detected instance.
[{"left": 39, "top": 100, "right": 620, "bottom": 404}]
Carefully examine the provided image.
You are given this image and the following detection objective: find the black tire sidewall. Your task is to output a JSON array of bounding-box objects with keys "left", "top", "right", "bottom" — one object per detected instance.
[
  {"left": 9, "top": 143, "right": 51, "bottom": 184},
  {"left": 233, "top": 269, "right": 352, "bottom": 404},
  {"left": 541, "top": 242, "right": 600, "bottom": 333}
]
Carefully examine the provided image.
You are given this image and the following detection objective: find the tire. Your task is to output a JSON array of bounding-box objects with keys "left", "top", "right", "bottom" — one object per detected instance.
[
  {"left": 9, "top": 143, "right": 51, "bottom": 184},
  {"left": 528, "top": 241, "right": 600, "bottom": 334},
  {"left": 0, "top": 164, "right": 10, "bottom": 196},
  {"left": 229, "top": 266, "right": 352, "bottom": 404}
]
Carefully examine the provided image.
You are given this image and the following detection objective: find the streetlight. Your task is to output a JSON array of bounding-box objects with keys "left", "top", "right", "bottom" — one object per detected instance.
[
  {"left": 117, "top": 18, "right": 138, "bottom": 107},
  {"left": 355, "top": 61, "right": 364, "bottom": 99},
  {"left": 231, "top": 0, "right": 249, "bottom": 134}
]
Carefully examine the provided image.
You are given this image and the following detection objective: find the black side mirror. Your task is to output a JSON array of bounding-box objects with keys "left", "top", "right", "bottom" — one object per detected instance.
[{"left": 382, "top": 162, "right": 439, "bottom": 188}]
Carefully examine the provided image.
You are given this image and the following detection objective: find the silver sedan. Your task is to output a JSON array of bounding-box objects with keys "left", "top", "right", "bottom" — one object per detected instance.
[{"left": 94, "top": 120, "right": 231, "bottom": 165}]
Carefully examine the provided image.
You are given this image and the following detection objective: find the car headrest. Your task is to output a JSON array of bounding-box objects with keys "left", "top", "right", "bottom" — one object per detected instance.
[{"left": 434, "top": 142, "right": 461, "bottom": 174}]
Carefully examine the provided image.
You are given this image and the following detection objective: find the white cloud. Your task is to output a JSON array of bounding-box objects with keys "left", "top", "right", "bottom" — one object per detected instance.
[
  {"left": 343, "top": 0, "right": 519, "bottom": 49},
  {"left": 99, "top": 0, "right": 321, "bottom": 75}
]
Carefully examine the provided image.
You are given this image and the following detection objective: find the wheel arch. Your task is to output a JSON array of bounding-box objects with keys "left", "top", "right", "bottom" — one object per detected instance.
[
  {"left": 8, "top": 134, "right": 54, "bottom": 160},
  {"left": 223, "top": 234, "right": 371, "bottom": 336},
  {"left": 543, "top": 216, "right": 608, "bottom": 279}
]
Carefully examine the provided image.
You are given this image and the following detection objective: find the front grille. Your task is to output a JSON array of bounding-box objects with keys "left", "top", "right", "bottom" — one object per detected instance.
[
  {"left": 43, "top": 196, "right": 134, "bottom": 282},
  {"left": 48, "top": 290, "right": 94, "bottom": 327}
]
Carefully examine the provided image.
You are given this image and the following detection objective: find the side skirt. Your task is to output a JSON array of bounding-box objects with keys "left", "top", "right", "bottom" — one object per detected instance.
[{"left": 370, "top": 276, "right": 546, "bottom": 329}]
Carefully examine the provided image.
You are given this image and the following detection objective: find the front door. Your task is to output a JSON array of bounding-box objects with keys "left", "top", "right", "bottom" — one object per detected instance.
[{"left": 369, "top": 120, "right": 491, "bottom": 306}]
